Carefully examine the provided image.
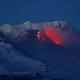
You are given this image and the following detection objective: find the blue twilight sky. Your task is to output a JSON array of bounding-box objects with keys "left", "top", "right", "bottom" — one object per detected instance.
[{"left": 0, "top": 0, "right": 80, "bottom": 30}]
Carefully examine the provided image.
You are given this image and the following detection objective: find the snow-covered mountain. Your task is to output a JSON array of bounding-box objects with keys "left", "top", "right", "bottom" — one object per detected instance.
[{"left": 0, "top": 21, "right": 80, "bottom": 80}]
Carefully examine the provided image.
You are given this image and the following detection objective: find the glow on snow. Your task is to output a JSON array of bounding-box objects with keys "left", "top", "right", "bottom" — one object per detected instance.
[{"left": 37, "top": 27, "right": 63, "bottom": 45}]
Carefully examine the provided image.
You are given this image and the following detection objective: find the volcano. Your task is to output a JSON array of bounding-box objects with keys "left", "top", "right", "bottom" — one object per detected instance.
[{"left": 0, "top": 21, "right": 80, "bottom": 80}]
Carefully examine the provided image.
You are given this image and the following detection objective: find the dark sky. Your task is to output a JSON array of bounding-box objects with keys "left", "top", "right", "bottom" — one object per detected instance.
[{"left": 0, "top": 0, "right": 80, "bottom": 30}]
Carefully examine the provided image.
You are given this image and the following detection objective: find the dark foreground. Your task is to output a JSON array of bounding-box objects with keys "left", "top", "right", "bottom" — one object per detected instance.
[{"left": 0, "top": 72, "right": 59, "bottom": 80}]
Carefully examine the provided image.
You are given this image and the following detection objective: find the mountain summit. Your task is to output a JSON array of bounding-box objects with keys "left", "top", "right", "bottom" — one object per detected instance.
[{"left": 0, "top": 21, "right": 79, "bottom": 46}]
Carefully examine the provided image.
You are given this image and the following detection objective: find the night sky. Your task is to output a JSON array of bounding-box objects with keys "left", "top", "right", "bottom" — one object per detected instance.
[{"left": 0, "top": 0, "right": 80, "bottom": 30}]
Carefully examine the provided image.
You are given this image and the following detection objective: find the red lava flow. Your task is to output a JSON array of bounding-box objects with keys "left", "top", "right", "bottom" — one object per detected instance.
[
  {"left": 37, "top": 31, "right": 44, "bottom": 41},
  {"left": 44, "top": 28, "right": 63, "bottom": 45},
  {"left": 37, "top": 27, "right": 63, "bottom": 45}
]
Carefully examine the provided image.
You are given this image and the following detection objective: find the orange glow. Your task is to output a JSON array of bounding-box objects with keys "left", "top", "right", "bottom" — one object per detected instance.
[
  {"left": 37, "top": 31, "right": 44, "bottom": 42},
  {"left": 53, "top": 40, "right": 61, "bottom": 45},
  {"left": 44, "top": 28, "right": 63, "bottom": 45},
  {"left": 37, "top": 31, "right": 41, "bottom": 41}
]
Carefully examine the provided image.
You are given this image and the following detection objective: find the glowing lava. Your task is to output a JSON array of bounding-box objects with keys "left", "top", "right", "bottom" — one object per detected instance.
[
  {"left": 37, "top": 31, "right": 41, "bottom": 41},
  {"left": 37, "top": 27, "right": 63, "bottom": 45},
  {"left": 37, "top": 31, "right": 44, "bottom": 42},
  {"left": 44, "top": 28, "right": 63, "bottom": 45}
]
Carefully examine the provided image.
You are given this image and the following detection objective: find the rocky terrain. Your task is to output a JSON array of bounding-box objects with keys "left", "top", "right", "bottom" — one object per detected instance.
[
  {"left": 0, "top": 72, "right": 55, "bottom": 80},
  {"left": 0, "top": 21, "right": 80, "bottom": 80}
]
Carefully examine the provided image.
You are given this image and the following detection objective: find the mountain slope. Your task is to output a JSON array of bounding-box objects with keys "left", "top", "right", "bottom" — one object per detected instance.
[{"left": 0, "top": 21, "right": 80, "bottom": 80}]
